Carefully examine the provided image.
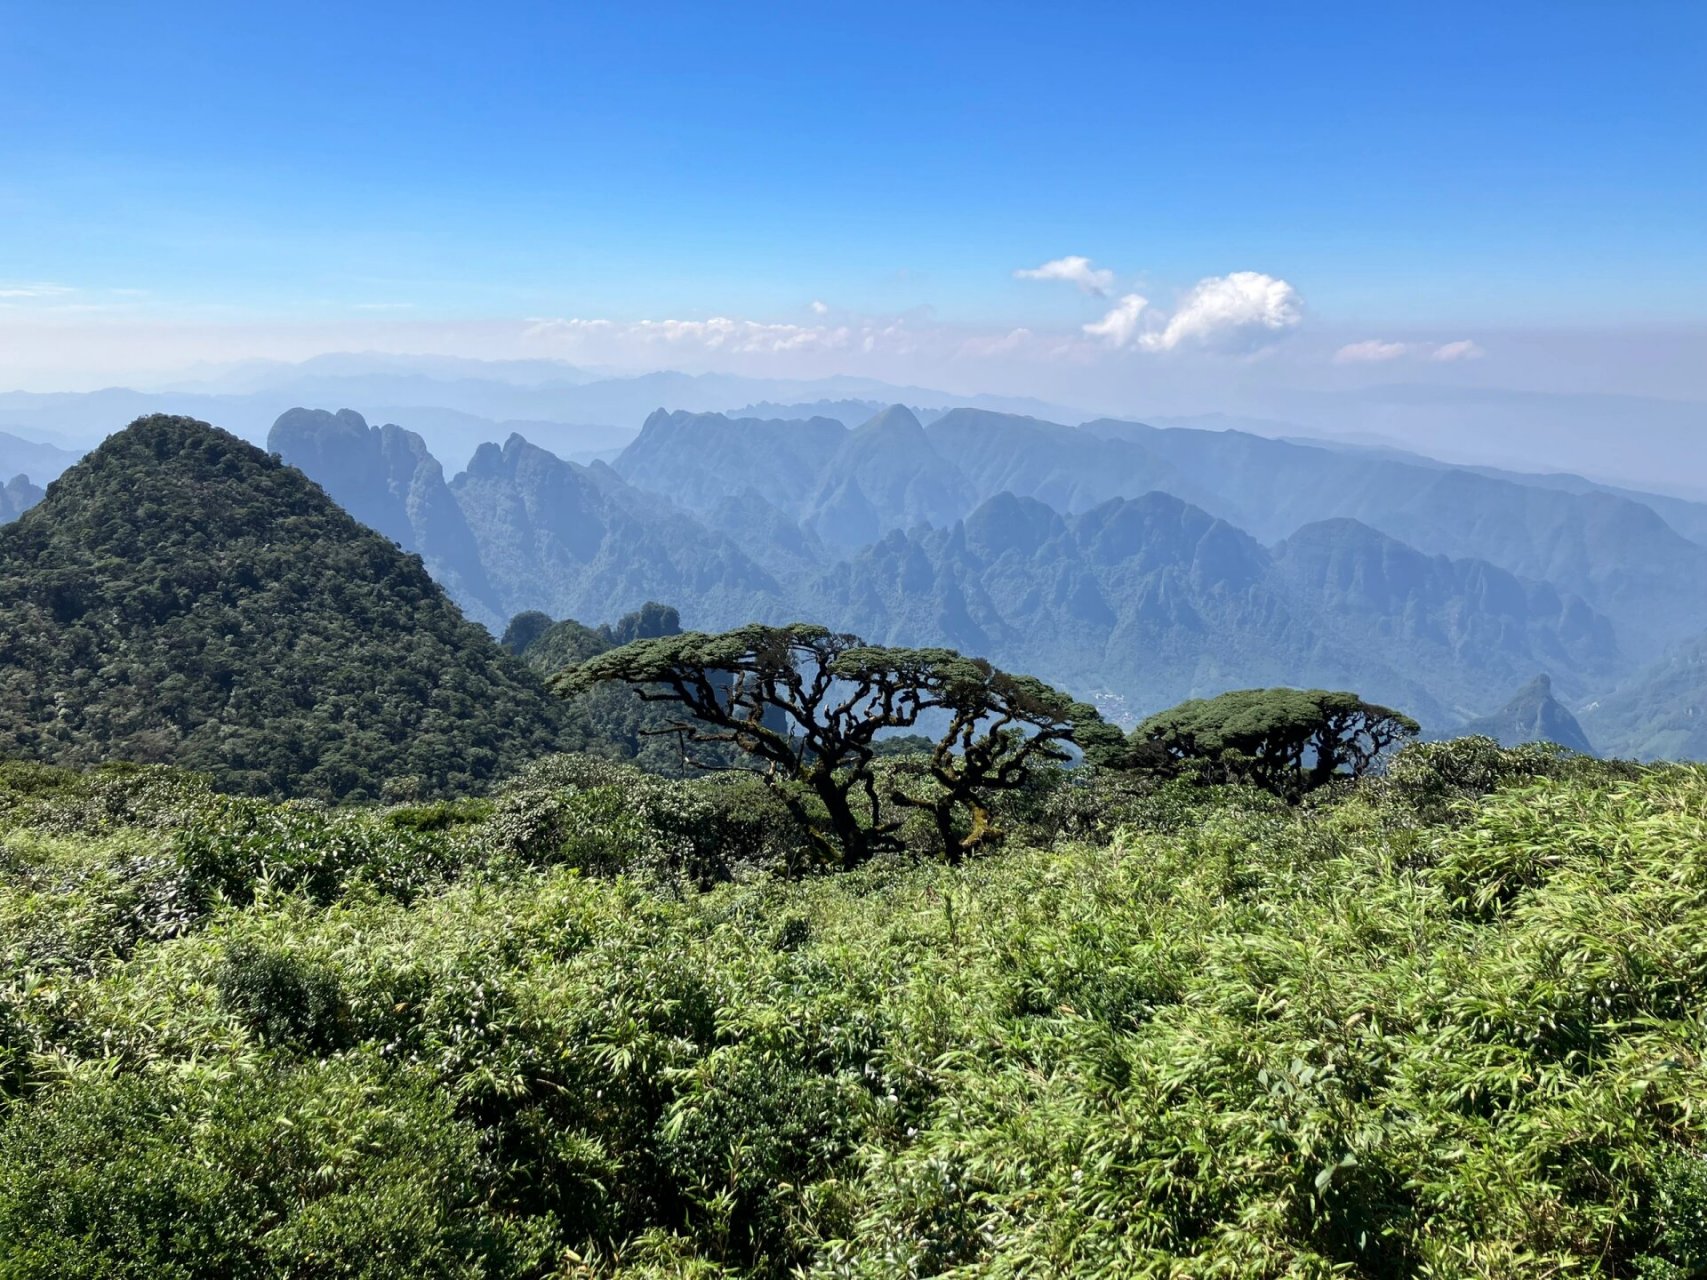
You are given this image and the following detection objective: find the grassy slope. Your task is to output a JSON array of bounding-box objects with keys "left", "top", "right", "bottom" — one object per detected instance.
[{"left": 2, "top": 757, "right": 1706, "bottom": 1277}]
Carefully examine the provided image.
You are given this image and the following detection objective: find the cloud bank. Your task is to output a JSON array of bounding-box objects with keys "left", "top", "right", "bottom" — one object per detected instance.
[
  {"left": 526, "top": 268, "right": 1309, "bottom": 372},
  {"left": 524, "top": 315, "right": 856, "bottom": 355},
  {"left": 1334, "top": 337, "right": 1485, "bottom": 364},
  {"left": 0, "top": 282, "right": 75, "bottom": 300}
]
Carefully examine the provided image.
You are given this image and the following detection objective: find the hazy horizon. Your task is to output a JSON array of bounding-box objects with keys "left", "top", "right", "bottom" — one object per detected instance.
[{"left": 4, "top": 3, "right": 1703, "bottom": 462}]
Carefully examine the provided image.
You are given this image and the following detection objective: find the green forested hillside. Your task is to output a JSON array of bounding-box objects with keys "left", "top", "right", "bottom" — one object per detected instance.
[
  {"left": 1584, "top": 632, "right": 1707, "bottom": 760},
  {"left": 2, "top": 746, "right": 1704, "bottom": 1277},
  {"left": 0, "top": 415, "right": 563, "bottom": 800}
]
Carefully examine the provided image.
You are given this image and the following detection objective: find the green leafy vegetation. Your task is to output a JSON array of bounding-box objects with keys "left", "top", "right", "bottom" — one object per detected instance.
[
  {"left": 2, "top": 741, "right": 1704, "bottom": 1276},
  {"left": 5, "top": 410, "right": 1705, "bottom": 1273},
  {"left": 0, "top": 415, "right": 564, "bottom": 802}
]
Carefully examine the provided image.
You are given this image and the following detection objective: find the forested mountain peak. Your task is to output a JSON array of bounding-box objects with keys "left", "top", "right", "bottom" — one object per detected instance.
[
  {"left": 0, "top": 414, "right": 563, "bottom": 800},
  {"left": 616, "top": 409, "right": 848, "bottom": 516},
  {"left": 849, "top": 401, "right": 926, "bottom": 440},
  {"left": 1461, "top": 673, "right": 1596, "bottom": 755},
  {"left": 449, "top": 428, "right": 785, "bottom": 627},
  {"left": 960, "top": 492, "right": 1067, "bottom": 560},
  {"left": 808, "top": 405, "right": 976, "bottom": 550},
  {"left": 1070, "top": 491, "right": 1267, "bottom": 581}
]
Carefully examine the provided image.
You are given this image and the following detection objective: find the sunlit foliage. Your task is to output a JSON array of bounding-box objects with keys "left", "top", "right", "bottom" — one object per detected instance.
[{"left": 1, "top": 744, "right": 1704, "bottom": 1276}]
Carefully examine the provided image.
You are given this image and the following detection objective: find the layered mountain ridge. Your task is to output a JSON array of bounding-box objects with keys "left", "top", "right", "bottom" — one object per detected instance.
[
  {"left": 617, "top": 407, "right": 1707, "bottom": 662},
  {"left": 262, "top": 405, "right": 1665, "bottom": 739}
]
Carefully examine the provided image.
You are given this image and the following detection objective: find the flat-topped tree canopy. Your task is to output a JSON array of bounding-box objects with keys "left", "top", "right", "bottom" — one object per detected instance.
[
  {"left": 556, "top": 622, "right": 1115, "bottom": 867},
  {"left": 1134, "top": 687, "right": 1419, "bottom": 797}
]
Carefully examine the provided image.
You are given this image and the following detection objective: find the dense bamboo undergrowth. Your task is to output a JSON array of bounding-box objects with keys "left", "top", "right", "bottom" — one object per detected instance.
[{"left": 1, "top": 747, "right": 1705, "bottom": 1277}]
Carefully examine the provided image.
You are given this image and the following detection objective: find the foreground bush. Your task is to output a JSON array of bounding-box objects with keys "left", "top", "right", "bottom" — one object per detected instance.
[{"left": 1, "top": 749, "right": 1704, "bottom": 1276}]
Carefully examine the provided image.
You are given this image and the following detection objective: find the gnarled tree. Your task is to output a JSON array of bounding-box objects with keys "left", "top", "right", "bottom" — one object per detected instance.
[
  {"left": 1131, "top": 687, "right": 1419, "bottom": 799},
  {"left": 555, "top": 624, "right": 1114, "bottom": 868}
]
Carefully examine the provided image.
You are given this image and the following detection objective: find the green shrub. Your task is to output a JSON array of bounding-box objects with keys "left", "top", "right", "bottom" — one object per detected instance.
[
  {"left": 488, "top": 754, "right": 811, "bottom": 885},
  {"left": 0, "top": 1061, "right": 536, "bottom": 1280},
  {"left": 1637, "top": 1149, "right": 1707, "bottom": 1278},
  {"left": 0, "top": 761, "right": 216, "bottom": 837},
  {"left": 216, "top": 939, "right": 348, "bottom": 1053},
  {"left": 1377, "top": 734, "right": 1645, "bottom": 826},
  {"left": 172, "top": 798, "right": 465, "bottom": 910}
]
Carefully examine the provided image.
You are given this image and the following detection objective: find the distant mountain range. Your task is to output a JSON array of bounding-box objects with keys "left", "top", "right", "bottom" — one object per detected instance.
[
  {"left": 0, "top": 363, "right": 1084, "bottom": 464},
  {"left": 0, "top": 429, "right": 82, "bottom": 484},
  {"left": 7, "top": 392, "right": 1703, "bottom": 760},
  {"left": 614, "top": 405, "right": 1705, "bottom": 657},
  {"left": 252, "top": 402, "right": 1707, "bottom": 756},
  {"left": 6, "top": 352, "right": 1703, "bottom": 494}
]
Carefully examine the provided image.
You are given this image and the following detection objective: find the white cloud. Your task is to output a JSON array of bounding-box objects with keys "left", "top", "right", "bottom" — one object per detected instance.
[
  {"left": 1334, "top": 339, "right": 1411, "bottom": 363},
  {"left": 1083, "top": 294, "right": 1150, "bottom": 346},
  {"left": 1137, "top": 271, "right": 1302, "bottom": 353},
  {"left": 1082, "top": 271, "right": 1303, "bottom": 355},
  {"left": 517, "top": 312, "right": 965, "bottom": 362},
  {"left": 1333, "top": 337, "right": 1486, "bottom": 365},
  {"left": 809, "top": 299, "right": 829, "bottom": 315},
  {"left": 1431, "top": 339, "right": 1484, "bottom": 362},
  {"left": 523, "top": 273, "right": 1304, "bottom": 374},
  {"left": 0, "top": 282, "right": 75, "bottom": 300},
  {"left": 1015, "top": 255, "right": 1115, "bottom": 296}
]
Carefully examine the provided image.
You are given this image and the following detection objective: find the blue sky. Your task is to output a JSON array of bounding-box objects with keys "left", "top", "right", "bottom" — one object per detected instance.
[{"left": 1, "top": 1, "right": 1703, "bottom": 392}]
